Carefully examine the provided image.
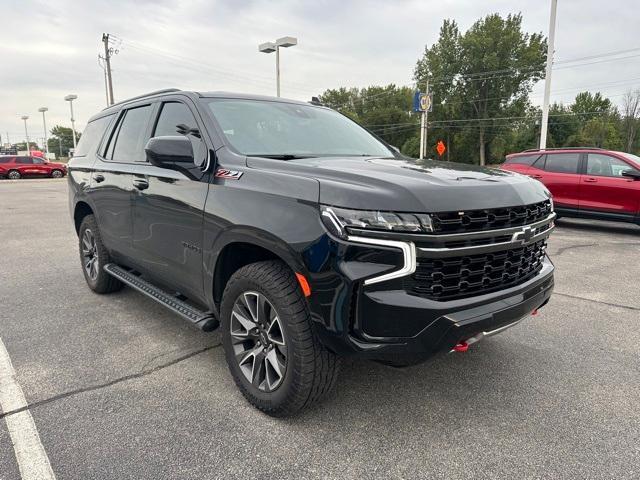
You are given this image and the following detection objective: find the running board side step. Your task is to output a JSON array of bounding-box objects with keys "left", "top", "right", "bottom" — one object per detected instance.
[{"left": 103, "top": 263, "right": 219, "bottom": 332}]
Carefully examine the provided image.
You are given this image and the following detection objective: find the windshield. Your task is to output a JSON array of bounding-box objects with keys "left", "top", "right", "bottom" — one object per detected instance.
[
  {"left": 204, "top": 98, "right": 393, "bottom": 158},
  {"left": 620, "top": 152, "right": 640, "bottom": 167}
]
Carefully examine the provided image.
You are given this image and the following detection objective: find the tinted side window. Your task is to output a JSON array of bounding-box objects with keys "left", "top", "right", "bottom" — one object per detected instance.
[
  {"left": 544, "top": 153, "right": 580, "bottom": 174},
  {"left": 0, "top": 157, "right": 13, "bottom": 164},
  {"left": 532, "top": 155, "right": 546, "bottom": 169},
  {"left": 153, "top": 102, "right": 197, "bottom": 137},
  {"left": 505, "top": 154, "right": 541, "bottom": 166},
  {"left": 108, "top": 105, "right": 153, "bottom": 163},
  {"left": 75, "top": 114, "right": 114, "bottom": 157},
  {"left": 16, "top": 157, "right": 32, "bottom": 164},
  {"left": 32, "top": 157, "right": 45, "bottom": 164},
  {"left": 587, "top": 154, "right": 636, "bottom": 177}
]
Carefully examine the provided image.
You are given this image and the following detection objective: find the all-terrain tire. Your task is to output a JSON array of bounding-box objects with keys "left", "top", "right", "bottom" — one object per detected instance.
[
  {"left": 221, "top": 260, "right": 340, "bottom": 416},
  {"left": 78, "top": 214, "right": 123, "bottom": 293}
]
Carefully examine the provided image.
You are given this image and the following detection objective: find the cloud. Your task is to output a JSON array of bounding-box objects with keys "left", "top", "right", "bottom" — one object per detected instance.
[{"left": 1, "top": 0, "right": 639, "bottom": 143}]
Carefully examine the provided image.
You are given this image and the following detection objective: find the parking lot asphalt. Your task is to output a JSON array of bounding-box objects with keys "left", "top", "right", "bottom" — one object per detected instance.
[{"left": 1, "top": 178, "right": 639, "bottom": 480}]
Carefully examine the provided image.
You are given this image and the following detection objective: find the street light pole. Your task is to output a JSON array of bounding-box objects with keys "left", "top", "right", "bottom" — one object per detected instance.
[
  {"left": 38, "top": 107, "right": 49, "bottom": 157},
  {"left": 64, "top": 94, "right": 78, "bottom": 150},
  {"left": 275, "top": 45, "right": 281, "bottom": 98},
  {"left": 21, "top": 116, "right": 30, "bottom": 154},
  {"left": 539, "top": 0, "right": 558, "bottom": 150},
  {"left": 258, "top": 36, "right": 297, "bottom": 97}
]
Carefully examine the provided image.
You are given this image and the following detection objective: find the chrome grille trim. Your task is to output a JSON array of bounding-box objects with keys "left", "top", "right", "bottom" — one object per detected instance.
[{"left": 346, "top": 236, "right": 416, "bottom": 286}]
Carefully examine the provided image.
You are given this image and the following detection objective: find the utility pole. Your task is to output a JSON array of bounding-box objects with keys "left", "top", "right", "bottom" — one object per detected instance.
[
  {"left": 98, "top": 55, "right": 109, "bottom": 107},
  {"left": 102, "top": 33, "right": 115, "bottom": 105},
  {"left": 539, "top": 0, "right": 558, "bottom": 150},
  {"left": 419, "top": 81, "right": 430, "bottom": 160}
]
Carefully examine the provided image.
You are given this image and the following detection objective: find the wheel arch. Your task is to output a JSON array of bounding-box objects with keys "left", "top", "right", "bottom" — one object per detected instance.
[
  {"left": 73, "top": 201, "right": 94, "bottom": 235},
  {"left": 209, "top": 229, "right": 308, "bottom": 308}
]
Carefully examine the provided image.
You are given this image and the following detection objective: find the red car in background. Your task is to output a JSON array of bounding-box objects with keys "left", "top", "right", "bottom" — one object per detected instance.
[
  {"left": 501, "top": 148, "right": 640, "bottom": 226},
  {"left": 0, "top": 156, "right": 67, "bottom": 180}
]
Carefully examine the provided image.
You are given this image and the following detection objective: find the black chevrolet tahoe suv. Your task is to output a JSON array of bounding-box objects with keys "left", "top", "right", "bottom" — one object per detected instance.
[{"left": 68, "top": 89, "right": 555, "bottom": 416}]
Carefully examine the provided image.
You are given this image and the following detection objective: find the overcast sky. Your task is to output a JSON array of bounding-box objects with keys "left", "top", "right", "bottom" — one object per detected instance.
[{"left": 1, "top": 0, "right": 639, "bottom": 145}]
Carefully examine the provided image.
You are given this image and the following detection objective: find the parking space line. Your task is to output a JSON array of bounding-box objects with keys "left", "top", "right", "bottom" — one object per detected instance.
[{"left": 0, "top": 338, "right": 56, "bottom": 480}]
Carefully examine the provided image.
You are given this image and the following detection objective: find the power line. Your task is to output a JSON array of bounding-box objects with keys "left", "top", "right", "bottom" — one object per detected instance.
[{"left": 111, "top": 35, "right": 324, "bottom": 94}]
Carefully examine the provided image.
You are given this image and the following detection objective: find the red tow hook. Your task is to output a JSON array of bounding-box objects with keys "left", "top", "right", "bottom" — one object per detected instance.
[
  {"left": 531, "top": 308, "right": 539, "bottom": 316},
  {"left": 452, "top": 341, "right": 469, "bottom": 353}
]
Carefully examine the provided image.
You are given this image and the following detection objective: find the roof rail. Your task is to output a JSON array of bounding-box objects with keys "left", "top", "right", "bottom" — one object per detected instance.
[
  {"left": 522, "top": 146, "right": 605, "bottom": 153},
  {"left": 103, "top": 88, "right": 181, "bottom": 110}
]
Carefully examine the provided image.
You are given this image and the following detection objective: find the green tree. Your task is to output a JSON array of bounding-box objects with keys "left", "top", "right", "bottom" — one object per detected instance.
[
  {"left": 48, "top": 125, "right": 80, "bottom": 157},
  {"left": 415, "top": 13, "right": 546, "bottom": 164},
  {"left": 571, "top": 91, "right": 613, "bottom": 119},
  {"left": 620, "top": 89, "right": 640, "bottom": 152},
  {"left": 319, "top": 84, "right": 417, "bottom": 153}
]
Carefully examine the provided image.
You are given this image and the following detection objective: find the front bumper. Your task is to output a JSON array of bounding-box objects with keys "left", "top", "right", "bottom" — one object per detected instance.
[
  {"left": 307, "top": 213, "right": 555, "bottom": 361},
  {"left": 314, "top": 258, "right": 553, "bottom": 361}
]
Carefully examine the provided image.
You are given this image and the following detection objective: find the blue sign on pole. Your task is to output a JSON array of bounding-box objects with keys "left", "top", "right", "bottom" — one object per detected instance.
[
  {"left": 413, "top": 91, "right": 433, "bottom": 112},
  {"left": 413, "top": 91, "right": 421, "bottom": 112}
]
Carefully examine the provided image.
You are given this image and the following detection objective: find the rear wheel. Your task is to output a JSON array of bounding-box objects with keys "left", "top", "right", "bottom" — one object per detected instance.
[
  {"left": 7, "top": 170, "right": 20, "bottom": 180},
  {"left": 221, "top": 260, "right": 340, "bottom": 416},
  {"left": 51, "top": 169, "right": 63, "bottom": 178},
  {"left": 78, "top": 215, "right": 123, "bottom": 293}
]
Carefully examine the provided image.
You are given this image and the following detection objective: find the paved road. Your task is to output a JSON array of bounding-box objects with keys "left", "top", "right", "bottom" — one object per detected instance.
[{"left": 1, "top": 179, "right": 639, "bottom": 479}]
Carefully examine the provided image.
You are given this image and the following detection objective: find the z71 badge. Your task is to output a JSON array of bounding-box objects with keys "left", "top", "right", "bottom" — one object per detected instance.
[{"left": 215, "top": 169, "right": 243, "bottom": 180}]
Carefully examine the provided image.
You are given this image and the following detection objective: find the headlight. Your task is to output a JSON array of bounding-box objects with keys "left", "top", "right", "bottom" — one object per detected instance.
[{"left": 321, "top": 205, "right": 433, "bottom": 238}]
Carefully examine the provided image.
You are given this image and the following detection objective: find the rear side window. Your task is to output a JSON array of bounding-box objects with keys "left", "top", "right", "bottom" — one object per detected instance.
[
  {"left": 587, "top": 154, "right": 636, "bottom": 177},
  {"left": 544, "top": 153, "right": 580, "bottom": 174},
  {"left": 505, "top": 154, "right": 541, "bottom": 166},
  {"left": 105, "top": 105, "right": 153, "bottom": 163},
  {"left": 32, "top": 157, "right": 45, "bottom": 164},
  {"left": 0, "top": 157, "right": 13, "bottom": 164},
  {"left": 153, "top": 102, "right": 197, "bottom": 137},
  {"left": 75, "top": 114, "right": 114, "bottom": 157},
  {"left": 16, "top": 157, "right": 32, "bottom": 164}
]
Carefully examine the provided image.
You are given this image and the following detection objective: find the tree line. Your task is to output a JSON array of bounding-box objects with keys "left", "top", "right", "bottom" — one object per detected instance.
[{"left": 319, "top": 13, "right": 640, "bottom": 164}]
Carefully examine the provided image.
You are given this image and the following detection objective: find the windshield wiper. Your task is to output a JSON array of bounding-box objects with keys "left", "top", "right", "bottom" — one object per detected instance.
[{"left": 246, "top": 154, "right": 315, "bottom": 160}]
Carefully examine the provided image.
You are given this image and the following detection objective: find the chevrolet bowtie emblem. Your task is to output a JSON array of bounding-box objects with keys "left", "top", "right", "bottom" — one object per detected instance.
[{"left": 511, "top": 226, "right": 535, "bottom": 245}]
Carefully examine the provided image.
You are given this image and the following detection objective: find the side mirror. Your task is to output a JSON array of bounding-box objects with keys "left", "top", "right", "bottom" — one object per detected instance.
[
  {"left": 145, "top": 136, "right": 194, "bottom": 169},
  {"left": 622, "top": 169, "right": 640, "bottom": 180}
]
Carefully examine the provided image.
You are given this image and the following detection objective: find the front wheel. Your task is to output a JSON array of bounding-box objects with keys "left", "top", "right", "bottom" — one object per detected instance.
[
  {"left": 51, "top": 169, "right": 63, "bottom": 178},
  {"left": 221, "top": 261, "right": 340, "bottom": 416}
]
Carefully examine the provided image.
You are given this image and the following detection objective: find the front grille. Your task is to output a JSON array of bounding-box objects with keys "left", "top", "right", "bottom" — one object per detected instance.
[
  {"left": 431, "top": 200, "right": 552, "bottom": 234},
  {"left": 405, "top": 239, "right": 547, "bottom": 301}
]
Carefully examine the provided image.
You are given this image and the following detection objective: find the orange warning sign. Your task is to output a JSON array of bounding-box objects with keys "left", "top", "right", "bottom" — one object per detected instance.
[{"left": 436, "top": 140, "right": 446, "bottom": 157}]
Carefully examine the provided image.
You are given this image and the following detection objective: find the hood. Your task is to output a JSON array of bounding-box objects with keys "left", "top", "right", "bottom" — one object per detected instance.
[{"left": 246, "top": 156, "right": 551, "bottom": 212}]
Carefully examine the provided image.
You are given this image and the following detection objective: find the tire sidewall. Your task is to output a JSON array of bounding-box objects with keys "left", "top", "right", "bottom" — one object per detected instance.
[
  {"left": 51, "top": 170, "right": 63, "bottom": 178},
  {"left": 78, "top": 217, "right": 100, "bottom": 289},
  {"left": 8, "top": 170, "right": 20, "bottom": 180},
  {"left": 221, "top": 273, "right": 300, "bottom": 409}
]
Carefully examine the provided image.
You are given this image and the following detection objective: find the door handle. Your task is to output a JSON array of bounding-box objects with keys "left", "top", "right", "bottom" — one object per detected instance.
[
  {"left": 133, "top": 178, "right": 149, "bottom": 190},
  {"left": 94, "top": 174, "right": 105, "bottom": 183},
  {"left": 529, "top": 174, "right": 543, "bottom": 179},
  {"left": 583, "top": 177, "right": 597, "bottom": 183}
]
